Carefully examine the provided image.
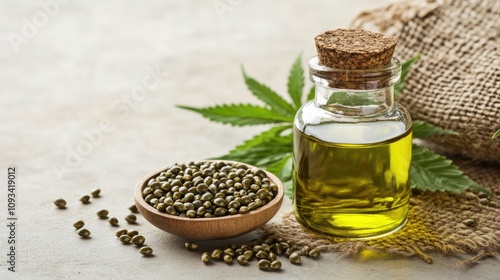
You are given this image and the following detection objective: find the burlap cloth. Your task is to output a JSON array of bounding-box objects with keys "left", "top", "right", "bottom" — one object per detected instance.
[
  {"left": 352, "top": 0, "right": 500, "bottom": 163},
  {"left": 262, "top": 0, "right": 500, "bottom": 264}
]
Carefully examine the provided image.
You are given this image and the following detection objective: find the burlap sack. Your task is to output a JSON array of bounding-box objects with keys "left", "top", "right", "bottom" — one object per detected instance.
[{"left": 351, "top": 0, "right": 500, "bottom": 163}]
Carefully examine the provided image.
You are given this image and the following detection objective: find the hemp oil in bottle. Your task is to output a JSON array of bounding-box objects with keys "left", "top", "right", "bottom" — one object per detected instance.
[{"left": 293, "top": 29, "right": 412, "bottom": 238}]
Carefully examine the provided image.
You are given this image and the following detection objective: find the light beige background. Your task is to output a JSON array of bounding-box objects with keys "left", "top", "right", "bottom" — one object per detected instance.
[{"left": 0, "top": 0, "right": 498, "bottom": 279}]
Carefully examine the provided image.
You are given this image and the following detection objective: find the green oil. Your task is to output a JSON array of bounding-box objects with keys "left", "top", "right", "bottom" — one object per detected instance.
[{"left": 293, "top": 122, "right": 412, "bottom": 238}]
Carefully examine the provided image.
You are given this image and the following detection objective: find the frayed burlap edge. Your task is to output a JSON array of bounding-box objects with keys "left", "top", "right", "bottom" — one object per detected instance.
[{"left": 261, "top": 158, "right": 500, "bottom": 264}]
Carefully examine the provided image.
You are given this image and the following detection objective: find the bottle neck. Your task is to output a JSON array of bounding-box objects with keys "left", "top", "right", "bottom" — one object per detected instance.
[
  {"left": 308, "top": 56, "right": 401, "bottom": 117},
  {"left": 314, "top": 86, "right": 394, "bottom": 117}
]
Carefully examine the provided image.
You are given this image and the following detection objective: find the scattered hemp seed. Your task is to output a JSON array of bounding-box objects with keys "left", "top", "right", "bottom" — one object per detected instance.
[
  {"left": 131, "top": 235, "right": 145, "bottom": 246},
  {"left": 139, "top": 246, "right": 153, "bottom": 256},
  {"left": 91, "top": 189, "right": 101, "bottom": 198},
  {"left": 308, "top": 248, "right": 321, "bottom": 258},
  {"left": 201, "top": 252, "right": 211, "bottom": 264},
  {"left": 115, "top": 228, "right": 128, "bottom": 237},
  {"left": 223, "top": 254, "right": 233, "bottom": 264},
  {"left": 97, "top": 209, "right": 109, "bottom": 219},
  {"left": 243, "top": 250, "right": 253, "bottom": 260},
  {"left": 125, "top": 214, "right": 137, "bottom": 224},
  {"left": 270, "top": 260, "right": 282, "bottom": 270},
  {"left": 108, "top": 217, "right": 119, "bottom": 226},
  {"left": 73, "top": 220, "right": 85, "bottom": 229},
  {"left": 463, "top": 218, "right": 477, "bottom": 228},
  {"left": 80, "top": 195, "right": 91, "bottom": 204},
  {"left": 77, "top": 228, "right": 91, "bottom": 238},
  {"left": 53, "top": 198, "right": 67, "bottom": 209},
  {"left": 479, "top": 198, "right": 489, "bottom": 206},
  {"left": 119, "top": 235, "right": 132, "bottom": 244},
  {"left": 236, "top": 255, "right": 248, "bottom": 265},
  {"left": 211, "top": 249, "right": 223, "bottom": 260},
  {"left": 300, "top": 245, "right": 311, "bottom": 255},
  {"left": 268, "top": 252, "right": 277, "bottom": 261},
  {"left": 191, "top": 236, "right": 321, "bottom": 271},
  {"left": 477, "top": 192, "right": 489, "bottom": 199},
  {"left": 127, "top": 230, "right": 139, "bottom": 237},
  {"left": 289, "top": 252, "right": 301, "bottom": 264},
  {"left": 185, "top": 242, "right": 199, "bottom": 251},
  {"left": 223, "top": 248, "right": 235, "bottom": 257},
  {"left": 129, "top": 204, "right": 139, "bottom": 213},
  {"left": 257, "top": 259, "right": 271, "bottom": 269}
]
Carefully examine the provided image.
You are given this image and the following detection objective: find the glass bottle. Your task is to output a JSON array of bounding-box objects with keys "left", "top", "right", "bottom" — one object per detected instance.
[{"left": 292, "top": 56, "right": 412, "bottom": 238}]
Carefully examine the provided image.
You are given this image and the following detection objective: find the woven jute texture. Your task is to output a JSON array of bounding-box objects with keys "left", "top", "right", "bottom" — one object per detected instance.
[
  {"left": 262, "top": 157, "right": 500, "bottom": 264},
  {"left": 262, "top": 0, "right": 500, "bottom": 264},
  {"left": 352, "top": 0, "right": 500, "bottom": 163}
]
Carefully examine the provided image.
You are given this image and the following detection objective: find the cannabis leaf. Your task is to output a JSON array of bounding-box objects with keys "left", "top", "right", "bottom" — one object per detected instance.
[
  {"left": 493, "top": 129, "right": 500, "bottom": 139},
  {"left": 306, "top": 86, "right": 315, "bottom": 101},
  {"left": 177, "top": 54, "right": 489, "bottom": 197},
  {"left": 177, "top": 104, "right": 293, "bottom": 126},
  {"left": 395, "top": 53, "right": 420, "bottom": 97},
  {"left": 221, "top": 125, "right": 291, "bottom": 152},
  {"left": 242, "top": 67, "right": 296, "bottom": 116},
  {"left": 411, "top": 144, "right": 490, "bottom": 194},
  {"left": 287, "top": 55, "right": 305, "bottom": 108},
  {"left": 265, "top": 155, "right": 293, "bottom": 195},
  {"left": 217, "top": 130, "right": 292, "bottom": 167},
  {"left": 412, "top": 120, "right": 458, "bottom": 139}
]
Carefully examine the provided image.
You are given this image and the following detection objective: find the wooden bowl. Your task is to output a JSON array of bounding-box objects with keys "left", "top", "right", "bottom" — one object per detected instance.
[{"left": 134, "top": 161, "right": 284, "bottom": 240}]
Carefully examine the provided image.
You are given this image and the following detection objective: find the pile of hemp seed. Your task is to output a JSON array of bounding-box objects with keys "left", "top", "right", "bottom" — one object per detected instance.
[{"left": 142, "top": 161, "right": 279, "bottom": 218}]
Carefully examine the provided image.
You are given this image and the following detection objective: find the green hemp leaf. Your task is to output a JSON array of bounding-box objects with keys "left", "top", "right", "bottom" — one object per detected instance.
[
  {"left": 412, "top": 120, "right": 458, "bottom": 139},
  {"left": 394, "top": 53, "right": 420, "bottom": 98},
  {"left": 411, "top": 144, "right": 488, "bottom": 193},
  {"left": 177, "top": 54, "right": 490, "bottom": 197},
  {"left": 492, "top": 129, "right": 500, "bottom": 139}
]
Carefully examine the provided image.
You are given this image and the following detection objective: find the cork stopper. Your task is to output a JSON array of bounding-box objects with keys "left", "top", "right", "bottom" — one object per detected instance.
[{"left": 315, "top": 29, "right": 397, "bottom": 70}]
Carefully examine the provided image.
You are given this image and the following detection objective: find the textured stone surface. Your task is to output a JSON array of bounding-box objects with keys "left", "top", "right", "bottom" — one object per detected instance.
[{"left": 0, "top": 0, "right": 498, "bottom": 279}]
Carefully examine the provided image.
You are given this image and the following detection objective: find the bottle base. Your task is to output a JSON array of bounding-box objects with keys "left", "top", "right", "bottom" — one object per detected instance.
[{"left": 293, "top": 208, "right": 409, "bottom": 240}]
